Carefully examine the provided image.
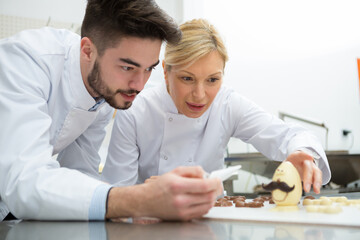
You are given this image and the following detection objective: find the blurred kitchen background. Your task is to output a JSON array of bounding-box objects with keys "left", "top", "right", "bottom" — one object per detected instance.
[{"left": 1, "top": 0, "right": 359, "bottom": 195}]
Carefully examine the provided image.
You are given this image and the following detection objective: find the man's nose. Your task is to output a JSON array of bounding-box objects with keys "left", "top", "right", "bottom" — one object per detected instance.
[{"left": 129, "top": 71, "right": 146, "bottom": 91}]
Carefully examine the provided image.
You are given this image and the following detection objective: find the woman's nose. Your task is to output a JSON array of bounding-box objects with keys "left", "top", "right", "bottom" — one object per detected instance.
[{"left": 193, "top": 84, "right": 205, "bottom": 99}]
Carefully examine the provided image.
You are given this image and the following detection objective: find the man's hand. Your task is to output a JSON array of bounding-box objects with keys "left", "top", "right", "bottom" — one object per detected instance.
[
  {"left": 144, "top": 175, "right": 159, "bottom": 183},
  {"left": 286, "top": 150, "right": 322, "bottom": 194},
  {"left": 106, "top": 166, "right": 223, "bottom": 221}
]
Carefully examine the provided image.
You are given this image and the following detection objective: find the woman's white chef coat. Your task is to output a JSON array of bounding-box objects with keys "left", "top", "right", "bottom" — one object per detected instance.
[
  {"left": 102, "top": 83, "right": 331, "bottom": 186},
  {"left": 0, "top": 28, "right": 113, "bottom": 220}
]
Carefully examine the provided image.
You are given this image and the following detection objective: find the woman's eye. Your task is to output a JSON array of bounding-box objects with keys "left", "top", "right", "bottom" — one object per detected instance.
[
  {"left": 209, "top": 78, "right": 219, "bottom": 83},
  {"left": 182, "top": 76, "right": 192, "bottom": 81}
]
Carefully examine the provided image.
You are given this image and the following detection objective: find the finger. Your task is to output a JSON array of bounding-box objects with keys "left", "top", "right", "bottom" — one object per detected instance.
[
  {"left": 302, "top": 160, "right": 313, "bottom": 193},
  {"left": 298, "top": 151, "right": 314, "bottom": 160},
  {"left": 171, "top": 177, "right": 222, "bottom": 195},
  {"left": 149, "top": 176, "right": 159, "bottom": 180},
  {"left": 286, "top": 151, "right": 313, "bottom": 165},
  {"left": 144, "top": 176, "right": 158, "bottom": 183},
  {"left": 218, "top": 182, "right": 224, "bottom": 196},
  {"left": 172, "top": 166, "right": 205, "bottom": 179},
  {"left": 172, "top": 193, "right": 216, "bottom": 220},
  {"left": 177, "top": 201, "right": 214, "bottom": 221},
  {"left": 312, "top": 167, "right": 323, "bottom": 194},
  {"left": 180, "top": 191, "right": 218, "bottom": 208}
]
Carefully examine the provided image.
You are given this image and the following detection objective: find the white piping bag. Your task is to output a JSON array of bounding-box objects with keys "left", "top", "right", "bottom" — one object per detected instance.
[{"left": 204, "top": 165, "right": 241, "bottom": 181}]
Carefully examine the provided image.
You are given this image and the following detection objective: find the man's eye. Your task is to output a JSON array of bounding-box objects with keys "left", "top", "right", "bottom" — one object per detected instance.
[
  {"left": 122, "top": 66, "right": 133, "bottom": 71},
  {"left": 145, "top": 66, "right": 156, "bottom": 72}
]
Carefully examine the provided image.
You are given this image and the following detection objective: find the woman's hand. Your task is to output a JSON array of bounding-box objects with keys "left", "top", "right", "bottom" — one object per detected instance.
[{"left": 285, "top": 150, "right": 322, "bottom": 194}]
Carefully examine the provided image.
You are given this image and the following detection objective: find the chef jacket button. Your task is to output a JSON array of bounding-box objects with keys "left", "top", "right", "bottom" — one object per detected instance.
[
  {"left": 164, "top": 155, "right": 168, "bottom": 160},
  {"left": 168, "top": 117, "right": 173, "bottom": 122}
]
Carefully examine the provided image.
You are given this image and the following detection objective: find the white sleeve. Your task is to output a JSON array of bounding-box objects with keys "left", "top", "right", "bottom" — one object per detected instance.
[
  {"left": 101, "top": 109, "right": 140, "bottom": 186},
  {"left": 228, "top": 92, "right": 331, "bottom": 184},
  {"left": 0, "top": 40, "right": 108, "bottom": 220}
]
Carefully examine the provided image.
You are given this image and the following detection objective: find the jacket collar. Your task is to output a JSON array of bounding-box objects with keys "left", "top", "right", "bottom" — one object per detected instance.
[
  {"left": 68, "top": 41, "right": 98, "bottom": 111},
  {"left": 160, "top": 82, "right": 212, "bottom": 122}
]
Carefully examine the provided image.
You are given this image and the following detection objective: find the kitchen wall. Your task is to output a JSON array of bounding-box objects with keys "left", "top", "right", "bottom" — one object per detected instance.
[
  {"left": 181, "top": 0, "right": 360, "bottom": 154},
  {"left": 1, "top": 0, "right": 359, "bottom": 155}
]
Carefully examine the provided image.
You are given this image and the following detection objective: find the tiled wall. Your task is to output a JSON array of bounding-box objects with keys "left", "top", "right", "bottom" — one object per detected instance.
[{"left": 0, "top": 14, "right": 81, "bottom": 39}]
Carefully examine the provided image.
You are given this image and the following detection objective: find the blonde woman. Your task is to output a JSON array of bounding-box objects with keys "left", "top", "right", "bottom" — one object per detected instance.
[{"left": 102, "top": 19, "right": 331, "bottom": 194}]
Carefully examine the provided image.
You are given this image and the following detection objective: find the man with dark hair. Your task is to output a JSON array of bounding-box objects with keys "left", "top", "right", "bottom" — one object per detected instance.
[{"left": 0, "top": 0, "right": 222, "bottom": 221}]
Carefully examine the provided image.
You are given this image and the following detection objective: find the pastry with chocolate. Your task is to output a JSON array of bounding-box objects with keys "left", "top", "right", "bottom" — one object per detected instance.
[{"left": 262, "top": 161, "right": 302, "bottom": 211}]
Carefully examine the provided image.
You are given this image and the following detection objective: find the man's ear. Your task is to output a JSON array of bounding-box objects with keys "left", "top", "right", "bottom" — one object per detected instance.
[{"left": 80, "top": 37, "right": 95, "bottom": 61}]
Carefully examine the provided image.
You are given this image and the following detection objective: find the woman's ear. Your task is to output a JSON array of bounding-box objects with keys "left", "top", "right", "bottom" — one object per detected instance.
[{"left": 162, "top": 60, "right": 169, "bottom": 85}]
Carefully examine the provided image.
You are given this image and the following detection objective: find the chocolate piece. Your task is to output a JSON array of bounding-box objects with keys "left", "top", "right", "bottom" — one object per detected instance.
[
  {"left": 261, "top": 195, "right": 272, "bottom": 201},
  {"left": 228, "top": 196, "right": 238, "bottom": 200},
  {"left": 218, "top": 195, "right": 270, "bottom": 208},
  {"left": 214, "top": 200, "right": 233, "bottom": 207},
  {"left": 253, "top": 197, "right": 265, "bottom": 203},
  {"left": 232, "top": 197, "right": 246, "bottom": 203},
  {"left": 304, "top": 195, "right": 315, "bottom": 200},
  {"left": 221, "top": 201, "right": 233, "bottom": 207},
  {"left": 235, "top": 201, "right": 246, "bottom": 207},
  {"left": 233, "top": 199, "right": 245, "bottom": 205},
  {"left": 246, "top": 202, "right": 264, "bottom": 208}
]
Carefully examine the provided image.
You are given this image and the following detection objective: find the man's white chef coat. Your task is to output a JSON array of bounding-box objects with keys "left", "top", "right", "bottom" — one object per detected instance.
[
  {"left": 0, "top": 28, "right": 113, "bottom": 220},
  {"left": 102, "top": 83, "right": 331, "bottom": 186}
]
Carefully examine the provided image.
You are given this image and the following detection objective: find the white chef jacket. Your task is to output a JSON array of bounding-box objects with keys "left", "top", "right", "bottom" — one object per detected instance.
[
  {"left": 0, "top": 28, "right": 114, "bottom": 220},
  {"left": 102, "top": 83, "right": 331, "bottom": 186}
]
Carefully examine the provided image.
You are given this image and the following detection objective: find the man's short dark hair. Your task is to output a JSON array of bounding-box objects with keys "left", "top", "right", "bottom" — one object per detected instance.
[{"left": 81, "top": 0, "right": 181, "bottom": 56}]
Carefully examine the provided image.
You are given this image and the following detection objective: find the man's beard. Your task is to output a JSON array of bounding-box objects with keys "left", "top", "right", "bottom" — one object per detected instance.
[{"left": 87, "top": 61, "right": 140, "bottom": 110}]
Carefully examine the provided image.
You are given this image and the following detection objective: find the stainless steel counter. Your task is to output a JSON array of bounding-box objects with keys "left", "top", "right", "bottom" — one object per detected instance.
[
  {"left": 1, "top": 193, "right": 360, "bottom": 240},
  {"left": 1, "top": 217, "right": 359, "bottom": 240}
]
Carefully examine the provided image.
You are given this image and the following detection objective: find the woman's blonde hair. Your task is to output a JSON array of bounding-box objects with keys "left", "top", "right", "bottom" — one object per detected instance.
[{"left": 164, "top": 19, "right": 228, "bottom": 71}]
